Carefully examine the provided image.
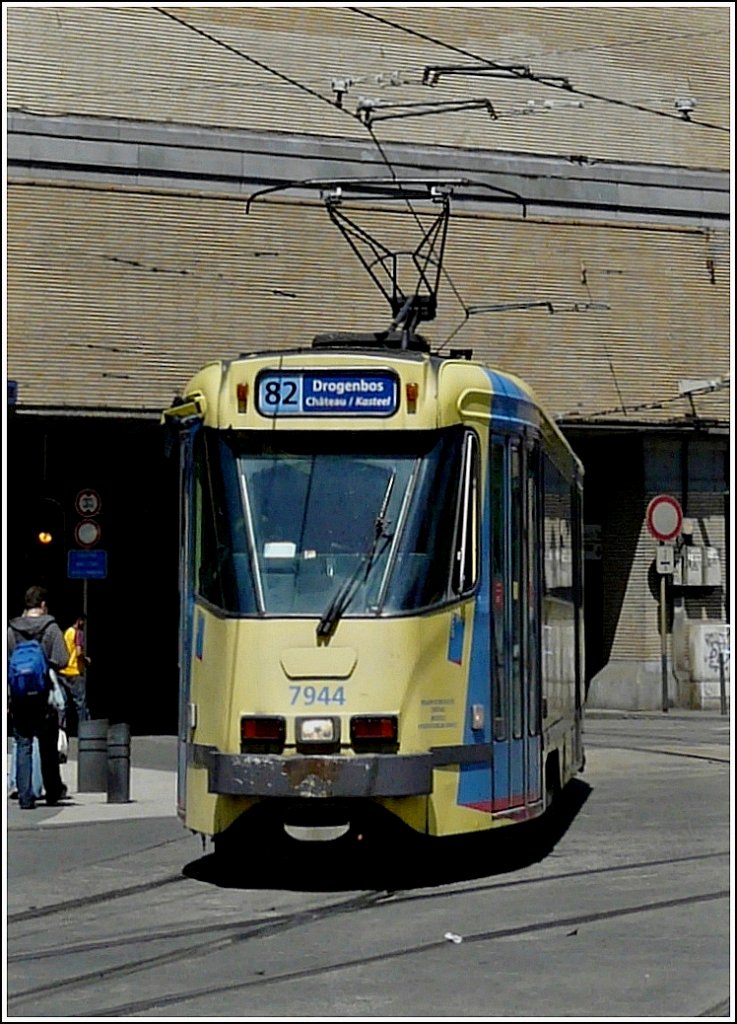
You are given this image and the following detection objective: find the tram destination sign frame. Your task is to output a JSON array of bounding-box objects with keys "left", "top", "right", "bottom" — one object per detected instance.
[{"left": 256, "top": 369, "right": 399, "bottom": 418}]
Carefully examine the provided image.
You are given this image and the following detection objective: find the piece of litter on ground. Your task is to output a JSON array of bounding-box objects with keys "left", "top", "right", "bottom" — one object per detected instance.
[{"left": 444, "top": 931, "right": 463, "bottom": 944}]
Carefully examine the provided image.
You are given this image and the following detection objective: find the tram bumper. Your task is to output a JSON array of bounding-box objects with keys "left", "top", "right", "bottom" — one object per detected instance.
[{"left": 194, "top": 746, "right": 433, "bottom": 799}]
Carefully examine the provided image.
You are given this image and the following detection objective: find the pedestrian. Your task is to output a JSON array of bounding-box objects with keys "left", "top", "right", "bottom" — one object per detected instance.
[
  {"left": 8, "top": 736, "right": 44, "bottom": 801},
  {"left": 7, "top": 586, "right": 69, "bottom": 810},
  {"left": 60, "top": 614, "right": 91, "bottom": 732}
]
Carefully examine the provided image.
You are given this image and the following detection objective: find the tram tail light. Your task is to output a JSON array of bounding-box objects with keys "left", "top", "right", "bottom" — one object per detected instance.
[
  {"left": 240, "top": 716, "right": 285, "bottom": 754},
  {"left": 406, "top": 382, "right": 419, "bottom": 414},
  {"left": 350, "top": 715, "right": 398, "bottom": 753},
  {"left": 236, "top": 383, "right": 249, "bottom": 414}
]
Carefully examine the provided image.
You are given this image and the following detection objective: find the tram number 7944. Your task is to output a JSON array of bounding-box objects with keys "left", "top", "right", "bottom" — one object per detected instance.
[{"left": 289, "top": 685, "right": 346, "bottom": 707}]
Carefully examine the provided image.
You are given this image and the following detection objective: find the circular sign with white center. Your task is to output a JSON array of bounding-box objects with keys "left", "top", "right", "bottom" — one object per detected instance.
[
  {"left": 646, "top": 495, "right": 683, "bottom": 542},
  {"left": 75, "top": 489, "right": 102, "bottom": 518},
  {"left": 75, "top": 520, "right": 102, "bottom": 548}
]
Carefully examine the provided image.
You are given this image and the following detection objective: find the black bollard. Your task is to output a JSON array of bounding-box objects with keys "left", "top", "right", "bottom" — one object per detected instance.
[
  {"left": 719, "top": 650, "right": 728, "bottom": 716},
  {"left": 107, "top": 723, "right": 131, "bottom": 804},
  {"left": 77, "top": 719, "right": 109, "bottom": 792}
]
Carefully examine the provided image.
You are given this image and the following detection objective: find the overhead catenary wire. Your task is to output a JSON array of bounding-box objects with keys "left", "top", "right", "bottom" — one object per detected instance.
[
  {"left": 152, "top": 5, "right": 670, "bottom": 350},
  {"left": 143, "top": 6, "right": 726, "bottom": 374},
  {"left": 557, "top": 377, "right": 731, "bottom": 421},
  {"left": 362, "top": 123, "right": 472, "bottom": 319},
  {"left": 153, "top": 5, "right": 475, "bottom": 328},
  {"left": 578, "top": 274, "right": 628, "bottom": 414},
  {"left": 348, "top": 6, "right": 729, "bottom": 133},
  {"left": 154, "top": 7, "right": 355, "bottom": 120}
]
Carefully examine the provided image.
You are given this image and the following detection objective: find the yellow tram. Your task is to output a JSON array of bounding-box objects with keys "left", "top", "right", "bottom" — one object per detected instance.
[{"left": 164, "top": 330, "right": 584, "bottom": 852}]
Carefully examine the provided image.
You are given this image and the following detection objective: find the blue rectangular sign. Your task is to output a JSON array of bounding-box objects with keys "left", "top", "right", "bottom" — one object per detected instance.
[
  {"left": 68, "top": 549, "right": 108, "bottom": 579},
  {"left": 257, "top": 371, "right": 398, "bottom": 418}
]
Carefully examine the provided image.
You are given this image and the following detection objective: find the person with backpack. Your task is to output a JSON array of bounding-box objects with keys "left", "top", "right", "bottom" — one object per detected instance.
[
  {"left": 8, "top": 735, "right": 44, "bottom": 801},
  {"left": 7, "top": 586, "right": 70, "bottom": 810}
]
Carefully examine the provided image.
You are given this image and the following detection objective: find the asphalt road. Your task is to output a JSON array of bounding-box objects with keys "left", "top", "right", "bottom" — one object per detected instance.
[{"left": 5, "top": 711, "right": 731, "bottom": 1019}]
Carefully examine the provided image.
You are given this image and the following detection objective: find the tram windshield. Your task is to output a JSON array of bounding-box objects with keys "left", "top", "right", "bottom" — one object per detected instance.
[{"left": 193, "top": 426, "right": 477, "bottom": 618}]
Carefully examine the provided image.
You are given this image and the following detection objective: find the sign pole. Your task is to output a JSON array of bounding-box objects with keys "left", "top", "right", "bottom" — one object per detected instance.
[
  {"left": 72, "top": 489, "right": 104, "bottom": 710},
  {"left": 660, "top": 558, "right": 668, "bottom": 713},
  {"left": 83, "top": 576, "right": 89, "bottom": 674},
  {"left": 647, "top": 496, "right": 683, "bottom": 715}
]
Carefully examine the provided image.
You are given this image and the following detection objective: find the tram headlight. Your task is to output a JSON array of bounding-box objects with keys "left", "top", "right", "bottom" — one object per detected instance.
[
  {"left": 292, "top": 720, "right": 339, "bottom": 753},
  {"left": 295, "top": 717, "right": 340, "bottom": 753},
  {"left": 298, "top": 718, "right": 335, "bottom": 742}
]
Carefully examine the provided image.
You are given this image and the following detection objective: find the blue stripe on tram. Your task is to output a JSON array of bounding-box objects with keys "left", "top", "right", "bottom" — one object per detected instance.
[
  {"left": 457, "top": 369, "right": 539, "bottom": 813},
  {"left": 458, "top": 451, "right": 492, "bottom": 810}
]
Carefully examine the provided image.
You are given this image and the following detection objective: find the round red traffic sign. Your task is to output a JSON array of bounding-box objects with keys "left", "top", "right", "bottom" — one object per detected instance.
[{"left": 646, "top": 495, "right": 683, "bottom": 542}]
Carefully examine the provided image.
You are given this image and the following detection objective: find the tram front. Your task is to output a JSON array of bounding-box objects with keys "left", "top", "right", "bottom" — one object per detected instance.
[{"left": 164, "top": 346, "right": 492, "bottom": 848}]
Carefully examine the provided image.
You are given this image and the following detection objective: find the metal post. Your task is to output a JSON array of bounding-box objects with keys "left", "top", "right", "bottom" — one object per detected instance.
[
  {"left": 719, "top": 649, "right": 727, "bottom": 717},
  {"left": 77, "top": 719, "right": 109, "bottom": 792},
  {"left": 107, "top": 723, "right": 131, "bottom": 804},
  {"left": 83, "top": 577, "right": 89, "bottom": 694},
  {"left": 660, "top": 572, "right": 669, "bottom": 713}
]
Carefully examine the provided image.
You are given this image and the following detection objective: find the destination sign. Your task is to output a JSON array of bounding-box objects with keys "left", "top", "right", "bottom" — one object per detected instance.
[{"left": 256, "top": 371, "right": 399, "bottom": 417}]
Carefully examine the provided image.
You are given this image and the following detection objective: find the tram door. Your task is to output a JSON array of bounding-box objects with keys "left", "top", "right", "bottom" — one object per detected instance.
[{"left": 490, "top": 436, "right": 542, "bottom": 814}]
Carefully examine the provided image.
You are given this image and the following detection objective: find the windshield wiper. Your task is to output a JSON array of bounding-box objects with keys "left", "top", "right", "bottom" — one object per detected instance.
[{"left": 316, "top": 473, "right": 395, "bottom": 639}]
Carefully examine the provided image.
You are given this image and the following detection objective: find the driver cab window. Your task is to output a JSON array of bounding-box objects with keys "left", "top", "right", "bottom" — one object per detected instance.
[
  {"left": 193, "top": 432, "right": 242, "bottom": 610},
  {"left": 451, "top": 431, "right": 479, "bottom": 596}
]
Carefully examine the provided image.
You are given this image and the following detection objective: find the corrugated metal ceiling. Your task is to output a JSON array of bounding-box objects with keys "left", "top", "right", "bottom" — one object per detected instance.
[
  {"left": 6, "top": 5, "right": 730, "bottom": 168},
  {"left": 7, "top": 184, "right": 729, "bottom": 425}
]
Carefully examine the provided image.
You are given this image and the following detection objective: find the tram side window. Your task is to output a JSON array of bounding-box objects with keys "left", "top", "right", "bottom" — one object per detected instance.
[
  {"left": 390, "top": 430, "right": 466, "bottom": 608},
  {"left": 542, "top": 452, "right": 575, "bottom": 711},
  {"left": 491, "top": 440, "right": 507, "bottom": 741},
  {"left": 510, "top": 442, "right": 523, "bottom": 740},
  {"left": 527, "top": 443, "right": 542, "bottom": 735},
  {"left": 543, "top": 459, "right": 573, "bottom": 595}
]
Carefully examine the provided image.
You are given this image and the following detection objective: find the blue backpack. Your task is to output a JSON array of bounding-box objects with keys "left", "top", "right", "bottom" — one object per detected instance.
[{"left": 8, "top": 624, "right": 51, "bottom": 701}]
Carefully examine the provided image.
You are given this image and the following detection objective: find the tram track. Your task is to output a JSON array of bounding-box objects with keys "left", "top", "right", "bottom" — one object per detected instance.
[
  {"left": 8, "top": 881, "right": 728, "bottom": 1017},
  {"left": 7, "top": 889, "right": 392, "bottom": 1011},
  {"left": 7, "top": 848, "right": 730, "bottom": 1015},
  {"left": 8, "top": 831, "right": 728, "bottom": 929},
  {"left": 586, "top": 741, "right": 730, "bottom": 764},
  {"left": 7, "top": 733, "right": 729, "bottom": 1017},
  {"left": 97, "top": 888, "right": 729, "bottom": 1018},
  {"left": 6, "top": 872, "right": 187, "bottom": 925}
]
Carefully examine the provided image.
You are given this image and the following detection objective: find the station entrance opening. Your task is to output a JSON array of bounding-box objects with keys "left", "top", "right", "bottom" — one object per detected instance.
[{"left": 6, "top": 413, "right": 180, "bottom": 734}]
